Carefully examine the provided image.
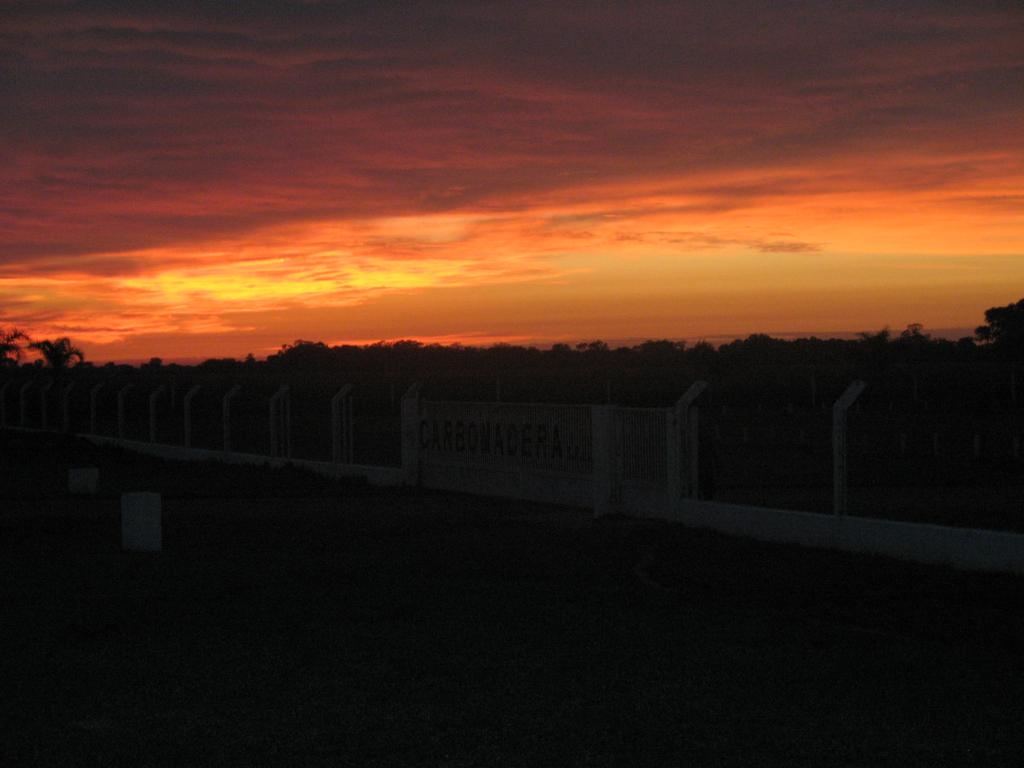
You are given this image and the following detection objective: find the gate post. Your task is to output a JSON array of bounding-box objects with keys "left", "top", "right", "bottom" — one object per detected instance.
[
  {"left": 183, "top": 385, "right": 201, "bottom": 448},
  {"left": 61, "top": 382, "right": 75, "bottom": 432},
  {"left": 19, "top": 380, "right": 32, "bottom": 426},
  {"left": 39, "top": 378, "right": 53, "bottom": 429},
  {"left": 90, "top": 382, "right": 105, "bottom": 434},
  {"left": 331, "top": 384, "right": 354, "bottom": 463},
  {"left": 400, "top": 383, "right": 421, "bottom": 486},
  {"left": 222, "top": 385, "right": 240, "bottom": 452},
  {"left": 833, "top": 380, "right": 866, "bottom": 516},
  {"left": 149, "top": 385, "right": 166, "bottom": 443},
  {"left": 117, "top": 383, "right": 134, "bottom": 439},
  {"left": 269, "top": 385, "right": 291, "bottom": 458},
  {"left": 671, "top": 381, "right": 708, "bottom": 506}
]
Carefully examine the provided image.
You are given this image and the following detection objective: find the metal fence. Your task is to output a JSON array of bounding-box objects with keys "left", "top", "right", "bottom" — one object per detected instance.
[{"left": 617, "top": 406, "right": 668, "bottom": 484}]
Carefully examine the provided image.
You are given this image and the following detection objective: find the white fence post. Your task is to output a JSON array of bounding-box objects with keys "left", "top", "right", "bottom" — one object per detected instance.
[
  {"left": 149, "top": 385, "right": 166, "bottom": 443},
  {"left": 285, "top": 389, "right": 292, "bottom": 458},
  {"left": 183, "top": 385, "right": 201, "bottom": 448},
  {"left": 833, "top": 380, "right": 866, "bottom": 516},
  {"left": 90, "top": 382, "right": 104, "bottom": 434},
  {"left": 400, "top": 383, "right": 421, "bottom": 486},
  {"left": 117, "top": 383, "right": 134, "bottom": 439},
  {"left": 61, "top": 382, "right": 75, "bottom": 432},
  {"left": 269, "top": 385, "right": 290, "bottom": 458},
  {"left": 39, "top": 378, "right": 53, "bottom": 429},
  {"left": 269, "top": 388, "right": 279, "bottom": 456},
  {"left": 331, "top": 384, "right": 354, "bottom": 463},
  {"left": 222, "top": 385, "right": 240, "bottom": 452},
  {"left": 672, "top": 381, "right": 708, "bottom": 503},
  {"left": 19, "top": 380, "right": 32, "bottom": 426},
  {"left": 345, "top": 390, "right": 354, "bottom": 461}
]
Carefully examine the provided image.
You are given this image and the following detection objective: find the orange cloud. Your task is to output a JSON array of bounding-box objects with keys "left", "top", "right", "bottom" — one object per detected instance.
[{"left": 1, "top": 3, "right": 1022, "bottom": 359}]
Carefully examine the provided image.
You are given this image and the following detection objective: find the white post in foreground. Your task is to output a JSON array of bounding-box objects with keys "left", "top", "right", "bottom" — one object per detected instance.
[
  {"left": 269, "top": 385, "right": 291, "bottom": 458},
  {"left": 19, "top": 380, "right": 32, "bottom": 427},
  {"left": 148, "top": 385, "right": 166, "bottom": 443},
  {"left": 670, "top": 381, "right": 708, "bottom": 505},
  {"left": 222, "top": 384, "right": 240, "bottom": 451},
  {"left": 117, "top": 383, "right": 134, "bottom": 439},
  {"left": 39, "top": 378, "right": 53, "bottom": 430},
  {"left": 833, "top": 380, "right": 866, "bottom": 516},
  {"left": 61, "top": 382, "right": 75, "bottom": 432},
  {"left": 121, "top": 492, "right": 161, "bottom": 552},
  {"left": 90, "top": 382, "right": 105, "bottom": 434},
  {"left": 183, "top": 385, "right": 202, "bottom": 448},
  {"left": 400, "top": 383, "right": 421, "bottom": 486},
  {"left": 331, "top": 384, "right": 354, "bottom": 464}
]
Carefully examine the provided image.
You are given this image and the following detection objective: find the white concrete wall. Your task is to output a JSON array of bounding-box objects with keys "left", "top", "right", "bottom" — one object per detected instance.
[
  {"left": 649, "top": 498, "right": 1024, "bottom": 575},
  {"left": 6, "top": 423, "right": 1024, "bottom": 576},
  {"left": 420, "top": 462, "right": 592, "bottom": 507},
  {"left": 81, "top": 434, "right": 403, "bottom": 486}
]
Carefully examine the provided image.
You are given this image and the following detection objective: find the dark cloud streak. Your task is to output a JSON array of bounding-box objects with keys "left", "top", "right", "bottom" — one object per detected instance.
[{"left": 1, "top": 0, "right": 1022, "bottom": 267}]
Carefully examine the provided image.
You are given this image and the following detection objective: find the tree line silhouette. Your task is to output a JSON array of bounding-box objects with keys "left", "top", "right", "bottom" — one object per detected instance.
[
  {"left": 2, "top": 298, "right": 1022, "bottom": 375},
  {"left": 0, "top": 332, "right": 83, "bottom": 371}
]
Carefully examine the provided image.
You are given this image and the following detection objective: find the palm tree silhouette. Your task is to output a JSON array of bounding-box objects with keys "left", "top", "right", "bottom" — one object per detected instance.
[
  {"left": 0, "top": 328, "right": 28, "bottom": 366},
  {"left": 29, "top": 337, "right": 84, "bottom": 371}
]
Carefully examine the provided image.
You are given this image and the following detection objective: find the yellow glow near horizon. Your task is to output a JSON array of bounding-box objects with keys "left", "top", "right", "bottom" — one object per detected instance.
[{"left": 4, "top": 156, "right": 1024, "bottom": 358}]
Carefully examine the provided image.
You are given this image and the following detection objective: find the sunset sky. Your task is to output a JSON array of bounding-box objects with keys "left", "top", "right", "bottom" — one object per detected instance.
[{"left": 2, "top": 1, "right": 1023, "bottom": 361}]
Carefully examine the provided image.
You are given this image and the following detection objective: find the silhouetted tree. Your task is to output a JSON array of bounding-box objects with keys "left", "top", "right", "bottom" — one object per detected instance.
[
  {"left": 267, "top": 340, "right": 335, "bottom": 368},
  {"left": 550, "top": 343, "right": 572, "bottom": 356},
  {"left": 637, "top": 340, "right": 683, "bottom": 364},
  {"left": 895, "top": 323, "right": 932, "bottom": 362},
  {"left": 0, "top": 327, "right": 28, "bottom": 367},
  {"left": 577, "top": 340, "right": 609, "bottom": 355},
  {"left": 687, "top": 340, "right": 718, "bottom": 369},
  {"left": 976, "top": 298, "right": 1024, "bottom": 360},
  {"left": 28, "top": 337, "right": 84, "bottom": 371},
  {"left": 857, "top": 328, "right": 893, "bottom": 370}
]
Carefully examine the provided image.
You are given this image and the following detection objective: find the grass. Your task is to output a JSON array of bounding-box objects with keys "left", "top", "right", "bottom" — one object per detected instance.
[{"left": 2, "top": 430, "right": 1024, "bottom": 766}]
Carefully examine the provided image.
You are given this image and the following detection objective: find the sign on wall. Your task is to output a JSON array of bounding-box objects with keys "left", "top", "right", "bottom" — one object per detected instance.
[{"left": 418, "top": 401, "right": 593, "bottom": 474}]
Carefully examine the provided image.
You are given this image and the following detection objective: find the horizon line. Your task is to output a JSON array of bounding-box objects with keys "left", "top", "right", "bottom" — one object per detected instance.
[{"left": 66, "top": 325, "right": 977, "bottom": 366}]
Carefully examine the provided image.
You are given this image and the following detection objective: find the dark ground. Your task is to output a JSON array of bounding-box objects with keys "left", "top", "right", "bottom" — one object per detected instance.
[{"left": 2, "top": 430, "right": 1023, "bottom": 766}]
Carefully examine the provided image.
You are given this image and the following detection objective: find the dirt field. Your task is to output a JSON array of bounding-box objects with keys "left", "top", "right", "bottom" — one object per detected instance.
[{"left": 2, "top": 430, "right": 1023, "bottom": 766}]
